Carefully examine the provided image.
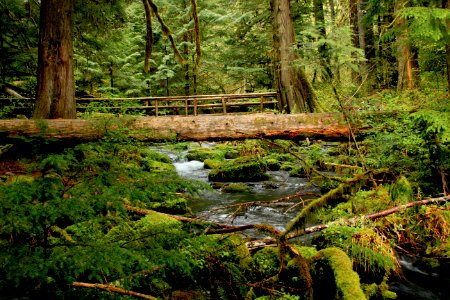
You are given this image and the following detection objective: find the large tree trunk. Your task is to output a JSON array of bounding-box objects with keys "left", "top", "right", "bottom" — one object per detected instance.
[
  {"left": 34, "top": 0, "right": 76, "bottom": 119},
  {"left": 271, "top": 0, "right": 317, "bottom": 113},
  {"left": 0, "top": 113, "right": 351, "bottom": 142}
]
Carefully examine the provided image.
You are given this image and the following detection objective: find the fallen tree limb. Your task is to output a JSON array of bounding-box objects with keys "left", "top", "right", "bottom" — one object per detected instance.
[
  {"left": 207, "top": 192, "right": 319, "bottom": 213},
  {"left": 72, "top": 282, "right": 157, "bottom": 300}
]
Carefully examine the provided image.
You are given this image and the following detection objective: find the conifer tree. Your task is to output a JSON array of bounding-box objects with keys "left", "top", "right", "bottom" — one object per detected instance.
[{"left": 271, "top": 0, "right": 317, "bottom": 113}]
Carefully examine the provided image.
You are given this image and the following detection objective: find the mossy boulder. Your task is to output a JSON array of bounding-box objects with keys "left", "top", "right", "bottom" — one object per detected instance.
[
  {"left": 141, "top": 158, "right": 175, "bottom": 172},
  {"left": 263, "top": 153, "right": 296, "bottom": 171},
  {"left": 208, "top": 157, "right": 269, "bottom": 182},
  {"left": 222, "top": 183, "right": 251, "bottom": 193},
  {"left": 203, "top": 159, "right": 222, "bottom": 169},
  {"left": 148, "top": 196, "right": 188, "bottom": 214},
  {"left": 186, "top": 148, "right": 226, "bottom": 162},
  {"left": 280, "top": 162, "right": 295, "bottom": 172}
]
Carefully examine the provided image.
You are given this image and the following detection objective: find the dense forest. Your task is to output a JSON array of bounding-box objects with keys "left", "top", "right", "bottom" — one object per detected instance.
[{"left": 0, "top": 0, "right": 449, "bottom": 299}]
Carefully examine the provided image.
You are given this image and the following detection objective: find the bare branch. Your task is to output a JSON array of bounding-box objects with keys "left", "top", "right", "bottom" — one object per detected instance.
[{"left": 72, "top": 282, "right": 157, "bottom": 300}]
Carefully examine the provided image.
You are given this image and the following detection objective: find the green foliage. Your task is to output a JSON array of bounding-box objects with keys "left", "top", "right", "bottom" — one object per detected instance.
[
  {"left": 248, "top": 247, "right": 280, "bottom": 280},
  {"left": 0, "top": 140, "right": 212, "bottom": 298}
]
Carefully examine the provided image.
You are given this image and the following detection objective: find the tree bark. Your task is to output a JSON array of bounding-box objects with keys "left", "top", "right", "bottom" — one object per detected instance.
[
  {"left": 0, "top": 113, "right": 351, "bottom": 142},
  {"left": 34, "top": 0, "right": 76, "bottom": 119},
  {"left": 270, "top": 0, "right": 317, "bottom": 113},
  {"left": 395, "top": 0, "right": 419, "bottom": 90}
]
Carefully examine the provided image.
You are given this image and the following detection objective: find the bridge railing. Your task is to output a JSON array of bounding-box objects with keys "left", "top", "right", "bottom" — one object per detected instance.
[{"left": 0, "top": 92, "right": 278, "bottom": 117}]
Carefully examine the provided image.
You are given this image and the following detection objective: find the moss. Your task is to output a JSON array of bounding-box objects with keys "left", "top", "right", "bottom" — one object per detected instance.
[
  {"left": 208, "top": 156, "right": 269, "bottom": 182},
  {"left": 264, "top": 158, "right": 282, "bottom": 171},
  {"left": 389, "top": 175, "right": 413, "bottom": 204},
  {"left": 280, "top": 162, "right": 295, "bottom": 172},
  {"left": 141, "top": 158, "right": 175, "bottom": 172},
  {"left": 291, "top": 246, "right": 318, "bottom": 260},
  {"left": 222, "top": 183, "right": 251, "bottom": 193},
  {"left": 282, "top": 256, "right": 313, "bottom": 292},
  {"left": 284, "top": 184, "right": 349, "bottom": 234},
  {"left": 351, "top": 187, "right": 390, "bottom": 215},
  {"left": 289, "top": 165, "right": 308, "bottom": 177},
  {"left": 312, "top": 247, "right": 366, "bottom": 300},
  {"left": 148, "top": 196, "right": 188, "bottom": 214},
  {"left": 186, "top": 148, "right": 226, "bottom": 162},
  {"left": 203, "top": 159, "right": 222, "bottom": 169}
]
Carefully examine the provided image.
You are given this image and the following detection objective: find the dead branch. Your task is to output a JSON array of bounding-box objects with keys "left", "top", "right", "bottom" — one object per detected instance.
[
  {"left": 72, "top": 282, "right": 157, "bottom": 300},
  {"left": 208, "top": 192, "right": 319, "bottom": 212}
]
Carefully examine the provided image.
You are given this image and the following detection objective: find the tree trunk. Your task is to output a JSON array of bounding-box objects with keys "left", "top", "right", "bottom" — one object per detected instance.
[
  {"left": 271, "top": 0, "right": 317, "bottom": 113},
  {"left": 314, "top": 0, "right": 332, "bottom": 81},
  {"left": 349, "top": 0, "right": 361, "bottom": 84},
  {"left": 34, "top": 0, "right": 76, "bottom": 119},
  {"left": 182, "top": 0, "right": 190, "bottom": 97},
  {"left": 0, "top": 113, "right": 351, "bottom": 142},
  {"left": 444, "top": 0, "right": 450, "bottom": 92},
  {"left": 395, "top": 0, "right": 419, "bottom": 90}
]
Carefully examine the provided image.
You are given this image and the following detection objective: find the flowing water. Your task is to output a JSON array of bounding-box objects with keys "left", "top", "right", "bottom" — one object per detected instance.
[{"left": 154, "top": 143, "right": 449, "bottom": 300}]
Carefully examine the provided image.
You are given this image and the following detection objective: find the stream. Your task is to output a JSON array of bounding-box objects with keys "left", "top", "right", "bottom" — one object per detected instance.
[{"left": 155, "top": 143, "right": 450, "bottom": 300}]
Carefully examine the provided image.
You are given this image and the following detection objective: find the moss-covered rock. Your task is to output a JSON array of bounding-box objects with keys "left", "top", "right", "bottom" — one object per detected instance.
[
  {"left": 203, "top": 159, "right": 222, "bottom": 169},
  {"left": 186, "top": 148, "right": 226, "bottom": 162},
  {"left": 312, "top": 247, "right": 366, "bottom": 300},
  {"left": 208, "top": 157, "right": 269, "bottom": 182},
  {"left": 222, "top": 183, "right": 251, "bottom": 193},
  {"left": 280, "top": 162, "right": 295, "bottom": 172}
]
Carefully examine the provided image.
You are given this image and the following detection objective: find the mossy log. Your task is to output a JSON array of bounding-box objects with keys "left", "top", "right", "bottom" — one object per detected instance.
[{"left": 0, "top": 113, "right": 352, "bottom": 142}]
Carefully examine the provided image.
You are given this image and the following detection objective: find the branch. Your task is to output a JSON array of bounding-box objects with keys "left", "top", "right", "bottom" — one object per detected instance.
[
  {"left": 147, "top": 0, "right": 184, "bottom": 65},
  {"left": 142, "top": 0, "right": 153, "bottom": 73},
  {"left": 190, "top": 0, "right": 201, "bottom": 73},
  {"left": 207, "top": 192, "right": 319, "bottom": 213},
  {"left": 72, "top": 282, "right": 157, "bottom": 300}
]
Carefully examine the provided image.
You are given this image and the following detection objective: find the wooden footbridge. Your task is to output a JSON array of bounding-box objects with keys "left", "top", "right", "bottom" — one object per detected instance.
[
  {"left": 0, "top": 92, "right": 353, "bottom": 142},
  {"left": 0, "top": 92, "right": 278, "bottom": 117}
]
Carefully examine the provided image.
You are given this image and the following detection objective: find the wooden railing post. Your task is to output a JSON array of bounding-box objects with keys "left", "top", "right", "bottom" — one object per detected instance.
[
  {"left": 194, "top": 98, "right": 198, "bottom": 116},
  {"left": 260, "top": 96, "right": 264, "bottom": 112},
  {"left": 185, "top": 98, "right": 188, "bottom": 116},
  {"left": 222, "top": 96, "right": 227, "bottom": 114},
  {"left": 155, "top": 100, "right": 159, "bottom": 117}
]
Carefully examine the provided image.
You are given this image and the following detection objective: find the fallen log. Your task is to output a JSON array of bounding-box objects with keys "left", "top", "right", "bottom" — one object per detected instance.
[{"left": 0, "top": 113, "right": 351, "bottom": 142}]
